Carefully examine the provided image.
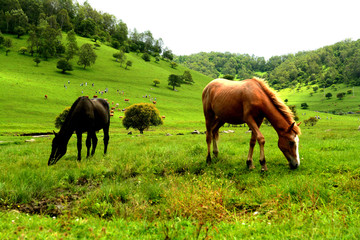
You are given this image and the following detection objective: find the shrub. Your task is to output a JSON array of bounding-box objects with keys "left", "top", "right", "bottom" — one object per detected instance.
[
  {"left": 142, "top": 52, "right": 150, "bottom": 62},
  {"left": 301, "top": 103, "right": 309, "bottom": 109},
  {"left": 57, "top": 59, "right": 73, "bottom": 73},
  {"left": 122, "top": 103, "right": 163, "bottom": 134},
  {"left": 55, "top": 107, "right": 70, "bottom": 129},
  {"left": 18, "top": 47, "right": 27, "bottom": 54},
  {"left": 153, "top": 79, "right": 160, "bottom": 87},
  {"left": 223, "top": 74, "right": 234, "bottom": 80},
  {"left": 304, "top": 117, "right": 318, "bottom": 126},
  {"left": 33, "top": 57, "right": 41, "bottom": 66},
  {"left": 336, "top": 92, "right": 345, "bottom": 100},
  {"left": 325, "top": 92, "right": 332, "bottom": 99}
]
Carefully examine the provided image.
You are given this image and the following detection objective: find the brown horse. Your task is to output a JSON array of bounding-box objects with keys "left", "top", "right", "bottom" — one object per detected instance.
[{"left": 202, "top": 78, "right": 301, "bottom": 171}]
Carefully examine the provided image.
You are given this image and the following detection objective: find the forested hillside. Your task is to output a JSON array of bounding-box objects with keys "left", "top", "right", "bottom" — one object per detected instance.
[
  {"left": 176, "top": 39, "right": 360, "bottom": 89},
  {"left": 0, "top": 0, "right": 174, "bottom": 59}
]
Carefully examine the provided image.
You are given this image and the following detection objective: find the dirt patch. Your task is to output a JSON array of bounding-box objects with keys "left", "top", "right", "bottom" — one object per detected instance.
[{"left": 1, "top": 193, "right": 82, "bottom": 217}]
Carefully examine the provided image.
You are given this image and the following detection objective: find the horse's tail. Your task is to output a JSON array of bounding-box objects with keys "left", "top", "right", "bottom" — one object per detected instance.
[{"left": 252, "top": 78, "right": 301, "bottom": 135}]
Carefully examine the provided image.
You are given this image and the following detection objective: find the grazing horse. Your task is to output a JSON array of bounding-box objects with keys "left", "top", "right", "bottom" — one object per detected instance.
[
  {"left": 202, "top": 78, "right": 301, "bottom": 171},
  {"left": 48, "top": 96, "right": 110, "bottom": 166}
]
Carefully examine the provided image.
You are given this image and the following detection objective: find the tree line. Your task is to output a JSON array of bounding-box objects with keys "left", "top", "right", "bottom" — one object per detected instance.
[
  {"left": 0, "top": 0, "right": 173, "bottom": 59},
  {"left": 175, "top": 39, "right": 360, "bottom": 89}
]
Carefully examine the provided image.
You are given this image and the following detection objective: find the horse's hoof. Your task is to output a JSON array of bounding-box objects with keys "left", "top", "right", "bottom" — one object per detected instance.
[
  {"left": 206, "top": 156, "right": 212, "bottom": 164},
  {"left": 261, "top": 167, "right": 268, "bottom": 172}
]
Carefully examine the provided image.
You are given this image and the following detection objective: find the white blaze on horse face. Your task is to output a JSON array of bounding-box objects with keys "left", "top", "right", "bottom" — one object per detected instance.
[{"left": 295, "top": 135, "right": 300, "bottom": 165}]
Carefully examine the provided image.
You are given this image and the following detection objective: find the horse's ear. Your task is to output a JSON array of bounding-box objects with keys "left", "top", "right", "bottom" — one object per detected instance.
[
  {"left": 53, "top": 130, "right": 57, "bottom": 136},
  {"left": 297, "top": 122, "right": 302, "bottom": 126},
  {"left": 287, "top": 122, "right": 296, "bottom": 132}
]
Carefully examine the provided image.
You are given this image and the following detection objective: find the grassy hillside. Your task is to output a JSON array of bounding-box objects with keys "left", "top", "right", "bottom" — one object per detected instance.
[
  {"left": 279, "top": 84, "right": 360, "bottom": 114},
  {"left": 0, "top": 33, "right": 212, "bottom": 135}
]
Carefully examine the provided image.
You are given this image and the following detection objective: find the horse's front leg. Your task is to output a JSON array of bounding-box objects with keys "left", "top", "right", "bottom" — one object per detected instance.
[
  {"left": 206, "top": 129, "right": 212, "bottom": 164},
  {"left": 246, "top": 132, "right": 256, "bottom": 169},
  {"left": 76, "top": 132, "right": 82, "bottom": 161},
  {"left": 258, "top": 135, "right": 267, "bottom": 171},
  {"left": 246, "top": 119, "right": 267, "bottom": 171},
  {"left": 91, "top": 132, "right": 98, "bottom": 156}
]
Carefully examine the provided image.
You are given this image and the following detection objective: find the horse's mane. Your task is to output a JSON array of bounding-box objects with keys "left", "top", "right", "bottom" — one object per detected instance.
[
  {"left": 60, "top": 97, "right": 84, "bottom": 132},
  {"left": 251, "top": 78, "right": 301, "bottom": 135}
]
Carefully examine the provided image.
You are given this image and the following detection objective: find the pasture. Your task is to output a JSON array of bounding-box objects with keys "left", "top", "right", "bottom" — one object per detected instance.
[{"left": 1, "top": 34, "right": 360, "bottom": 239}]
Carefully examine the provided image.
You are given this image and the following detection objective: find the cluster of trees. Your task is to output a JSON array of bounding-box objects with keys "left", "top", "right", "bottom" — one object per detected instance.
[
  {"left": 176, "top": 52, "right": 267, "bottom": 79},
  {"left": 0, "top": 0, "right": 173, "bottom": 59},
  {"left": 167, "top": 71, "right": 194, "bottom": 90},
  {"left": 175, "top": 39, "right": 360, "bottom": 88}
]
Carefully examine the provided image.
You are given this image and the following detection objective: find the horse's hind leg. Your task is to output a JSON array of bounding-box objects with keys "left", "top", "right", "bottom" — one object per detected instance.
[
  {"left": 205, "top": 117, "right": 215, "bottom": 164},
  {"left": 77, "top": 132, "right": 83, "bottom": 161},
  {"left": 91, "top": 132, "right": 98, "bottom": 156},
  {"left": 212, "top": 120, "right": 224, "bottom": 158},
  {"left": 205, "top": 124, "right": 213, "bottom": 164},
  {"left": 103, "top": 124, "right": 109, "bottom": 154},
  {"left": 86, "top": 132, "right": 92, "bottom": 158}
]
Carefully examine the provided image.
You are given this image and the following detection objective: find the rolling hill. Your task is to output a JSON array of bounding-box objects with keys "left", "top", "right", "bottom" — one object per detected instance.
[{"left": 0, "top": 33, "right": 212, "bottom": 135}]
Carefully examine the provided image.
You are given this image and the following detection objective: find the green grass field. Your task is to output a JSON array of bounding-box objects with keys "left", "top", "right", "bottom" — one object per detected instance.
[{"left": 1, "top": 34, "right": 360, "bottom": 239}]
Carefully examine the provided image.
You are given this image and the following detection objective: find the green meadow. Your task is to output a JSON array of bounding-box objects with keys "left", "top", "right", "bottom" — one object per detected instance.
[{"left": 1, "top": 34, "right": 360, "bottom": 239}]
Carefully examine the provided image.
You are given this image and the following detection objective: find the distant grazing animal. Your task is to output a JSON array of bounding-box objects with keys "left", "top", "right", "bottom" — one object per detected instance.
[
  {"left": 48, "top": 96, "right": 110, "bottom": 166},
  {"left": 202, "top": 78, "right": 301, "bottom": 171},
  {"left": 124, "top": 99, "right": 129, "bottom": 102},
  {"left": 44, "top": 95, "right": 48, "bottom": 100},
  {"left": 153, "top": 101, "right": 157, "bottom": 104}
]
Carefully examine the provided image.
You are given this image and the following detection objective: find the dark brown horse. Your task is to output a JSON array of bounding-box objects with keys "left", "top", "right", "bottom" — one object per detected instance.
[
  {"left": 48, "top": 96, "right": 110, "bottom": 166},
  {"left": 202, "top": 78, "right": 301, "bottom": 171}
]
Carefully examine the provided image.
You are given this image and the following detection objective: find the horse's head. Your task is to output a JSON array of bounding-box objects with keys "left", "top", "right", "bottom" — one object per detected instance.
[
  {"left": 278, "top": 122, "right": 301, "bottom": 169},
  {"left": 48, "top": 131, "right": 67, "bottom": 166}
]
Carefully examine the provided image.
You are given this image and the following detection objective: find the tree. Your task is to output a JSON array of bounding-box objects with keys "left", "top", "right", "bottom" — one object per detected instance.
[
  {"left": 14, "top": 26, "right": 26, "bottom": 38},
  {"left": 4, "top": 38, "right": 12, "bottom": 56},
  {"left": 325, "top": 92, "right": 332, "bottom": 99},
  {"left": 142, "top": 52, "right": 150, "bottom": 62},
  {"left": 304, "top": 117, "right": 318, "bottom": 126},
  {"left": 223, "top": 74, "right": 234, "bottom": 80},
  {"left": 0, "top": 32, "right": 4, "bottom": 46},
  {"left": 168, "top": 74, "right": 182, "bottom": 90},
  {"left": 65, "top": 30, "right": 78, "bottom": 61},
  {"left": 57, "top": 58, "right": 73, "bottom": 73},
  {"left": 113, "top": 50, "right": 126, "bottom": 67},
  {"left": 122, "top": 103, "right": 163, "bottom": 134},
  {"left": 313, "top": 86, "right": 319, "bottom": 93},
  {"left": 301, "top": 103, "right": 309, "bottom": 109},
  {"left": 77, "top": 43, "right": 97, "bottom": 69},
  {"left": 336, "top": 92, "right": 345, "bottom": 100},
  {"left": 33, "top": 57, "right": 41, "bottom": 66},
  {"left": 38, "top": 26, "right": 62, "bottom": 59},
  {"left": 182, "top": 70, "right": 194, "bottom": 84},
  {"left": 19, "top": 47, "right": 27, "bottom": 54},
  {"left": 125, "top": 60, "right": 132, "bottom": 69},
  {"left": 170, "top": 61, "right": 177, "bottom": 68},
  {"left": 153, "top": 79, "right": 160, "bottom": 87},
  {"left": 162, "top": 48, "right": 173, "bottom": 61}
]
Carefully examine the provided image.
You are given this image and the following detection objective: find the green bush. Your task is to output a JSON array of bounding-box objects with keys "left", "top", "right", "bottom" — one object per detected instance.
[
  {"left": 122, "top": 103, "right": 163, "bottom": 134},
  {"left": 55, "top": 107, "right": 70, "bottom": 129}
]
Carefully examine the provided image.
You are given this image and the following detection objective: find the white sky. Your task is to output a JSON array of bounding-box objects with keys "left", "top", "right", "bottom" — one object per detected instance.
[{"left": 78, "top": 0, "right": 360, "bottom": 59}]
